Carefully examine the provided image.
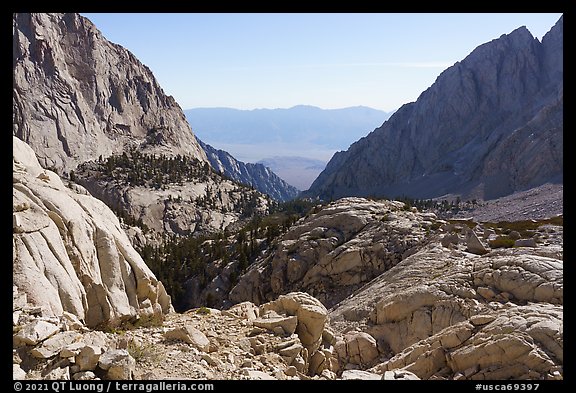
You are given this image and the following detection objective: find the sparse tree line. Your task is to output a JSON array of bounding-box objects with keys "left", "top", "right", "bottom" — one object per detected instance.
[
  {"left": 395, "top": 196, "right": 479, "bottom": 216},
  {"left": 319, "top": 194, "right": 479, "bottom": 217},
  {"left": 134, "top": 198, "right": 322, "bottom": 311},
  {"left": 74, "top": 149, "right": 271, "bottom": 214},
  {"left": 112, "top": 149, "right": 209, "bottom": 188},
  {"left": 75, "top": 149, "right": 219, "bottom": 189}
]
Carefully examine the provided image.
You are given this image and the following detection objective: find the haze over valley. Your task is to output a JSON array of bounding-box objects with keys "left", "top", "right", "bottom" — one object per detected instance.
[{"left": 185, "top": 105, "right": 392, "bottom": 190}]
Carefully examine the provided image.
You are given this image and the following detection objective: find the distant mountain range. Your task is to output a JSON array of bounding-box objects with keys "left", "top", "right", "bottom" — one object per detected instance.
[
  {"left": 305, "top": 16, "right": 563, "bottom": 201},
  {"left": 185, "top": 105, "right": 391, "bottom": 151},
  {"left": 199, "top": 140, "right": 300, "bottom": 202},
  {"left": 184, "top": 105, "right": 392, "bottom": 189}
]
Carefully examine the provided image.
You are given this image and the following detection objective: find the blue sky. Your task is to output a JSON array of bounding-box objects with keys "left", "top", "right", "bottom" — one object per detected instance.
[{"left": 82, "top": 13, "right": 562, "bottom": 112}]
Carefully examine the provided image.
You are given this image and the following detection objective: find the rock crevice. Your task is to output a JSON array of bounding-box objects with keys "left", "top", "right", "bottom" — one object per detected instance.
[{"left": 13, "top": 136, "right": 171, "bottom": 328}]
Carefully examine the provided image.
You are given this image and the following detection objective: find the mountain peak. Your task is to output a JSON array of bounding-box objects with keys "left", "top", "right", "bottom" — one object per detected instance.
[
  {"left": 507, "top": 25, "right": 532, "bottom": 38},
  {"left": 544, "top": 14, "right": 563, "bottom": 39},
  {"left": 305, "top": 19, "right": 562, "bottom": 202}
]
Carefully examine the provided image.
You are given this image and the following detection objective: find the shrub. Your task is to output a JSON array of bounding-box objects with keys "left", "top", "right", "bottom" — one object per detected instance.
[
  {"left": 195, "top": 306, "right": 211, "bottom": 315},
  {"left": 127, "top": 339, "right": 163, "bottom": 364},
  {"left": 489, "top": 236, "right": 515, "bottom": 248}
]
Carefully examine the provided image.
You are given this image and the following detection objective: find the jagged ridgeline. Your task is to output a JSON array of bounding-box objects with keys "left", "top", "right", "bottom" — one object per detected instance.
[
  {"left": 199, "top": 140, "right": 300, "bottom": 202},
  {"left": 305, "top": 16, "right": 563, "bottom": 201}
]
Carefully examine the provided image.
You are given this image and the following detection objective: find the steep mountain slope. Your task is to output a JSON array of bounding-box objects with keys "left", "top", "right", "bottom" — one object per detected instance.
[
  {"left": 13, "top": 13, "right": 271, "bottom": 242},
  {"left": 13, "top": 13, "right": 207, "bottom": 175},
  {"left": 199, "top": 140, "right": 300, "bottom": 202},
  {"left": 305, "top": 16, "right": 563, "bottom": 201}
]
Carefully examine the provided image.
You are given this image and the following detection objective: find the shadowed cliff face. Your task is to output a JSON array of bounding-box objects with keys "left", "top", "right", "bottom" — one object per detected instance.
[
  {"left": 13, "top": 13, "right": 207, "bottom": 174},
  {"left": 199, "top": 140, "right": 300, "bottom": 202},
  {"left": 305, "top": 16, "right": 563, "bottom": 201}
]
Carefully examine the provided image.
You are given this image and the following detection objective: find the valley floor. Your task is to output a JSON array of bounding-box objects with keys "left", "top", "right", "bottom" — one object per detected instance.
[{"left": 449, "top": 183, "right": 563, "bottom": 222}]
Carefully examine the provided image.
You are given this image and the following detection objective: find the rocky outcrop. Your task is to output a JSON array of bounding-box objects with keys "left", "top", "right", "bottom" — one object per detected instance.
[
  {"left": 14, "top": 291, "right": 341, "bottom": 380},
  {"left": 335, "top": 330, "right": 380, "bottom": 367},
  {"left": 368, "top": 303, "right": 562, "bottom": 380},
  {"left": 13, "top": 136, "right": 171, "bottom": 328},
  {"left": 200, "top": 140, "right": 299, "bottom": 202},
  {"left": 329, "top": 218, "right": 563, "bottom": 380},
  {"left": 13, "top": 293, "right": 136, "bottom": 380},
  {"left": 228, "top": 197, "right": 436, "bottom": 307},
  {"left": 74, "top": 156, "right": 271, "bottom": 239},
  {"left": 164, "top": 325, "right": 211, "bottom": 352},
  {"left": 305, "top": 16, "right": 563, "bottom": 201},
  {"left": 261, "top": 293, "right": 328, "bottom": 356},
  {"left": 13, "top": 13, "right": 207, "bottom": 175}
]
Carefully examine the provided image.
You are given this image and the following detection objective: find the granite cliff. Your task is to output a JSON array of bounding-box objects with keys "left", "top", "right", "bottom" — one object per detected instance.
[
  {"left": 305, "top": 17, "right": 563, "bottom": 202},
  {"left": 13, "top": 136, "right": 172, "bottom": 329},
  {"left": 13, "top": 12, "right": 274, "bottom": 242},
  {"left": 13, "top": 13, "right": 207, "bottom": 174}
]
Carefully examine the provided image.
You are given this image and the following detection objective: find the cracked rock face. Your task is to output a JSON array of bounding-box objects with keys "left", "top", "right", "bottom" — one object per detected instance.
[
  {"left": 305, "top": 17, "right": 563, "bottom": 202},
  {"left": 329, "top": 230, "right": 563, "bottom": 380},
  {"left": 13, "top": 136, "right": 172, "bottom": 328},
  {"left": 229, "top": 197, "right": 436, "bottom": 307},
  {"left": 13, "top": 13, "right": 207, "bottom": 175}
]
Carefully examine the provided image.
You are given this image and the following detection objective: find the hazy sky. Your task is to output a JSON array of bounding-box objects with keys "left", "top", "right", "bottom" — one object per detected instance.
[{"left": 82, "top": 13, "right": 562, "bottom": 112}]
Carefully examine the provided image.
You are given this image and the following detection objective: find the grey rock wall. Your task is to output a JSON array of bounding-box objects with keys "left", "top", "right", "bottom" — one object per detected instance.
[
  {"left": 305, "top": 17, "right": 563, "bottom": 201},
  {"left": 13, "top": 13, "right": 207, "bottom": 174}
]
